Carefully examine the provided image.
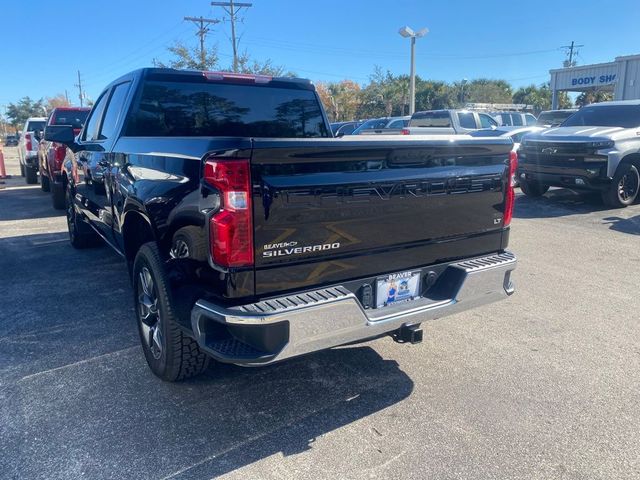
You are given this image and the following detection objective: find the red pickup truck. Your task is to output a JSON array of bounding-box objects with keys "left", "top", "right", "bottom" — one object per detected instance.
[{"left": 39, "top": 107, "right": 90, "bottom": 208}]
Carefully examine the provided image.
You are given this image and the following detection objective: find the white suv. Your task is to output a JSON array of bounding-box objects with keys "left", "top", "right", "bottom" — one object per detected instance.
[{"left": 18, "top": 117, "right": 47, "bottom": 184}]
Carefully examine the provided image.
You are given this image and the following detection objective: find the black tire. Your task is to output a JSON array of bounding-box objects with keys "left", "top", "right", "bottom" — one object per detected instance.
[
  {"left": 133, "top": 242, "right": 210, "bottom": 381},
  {"left": 20, "top": 163, "right": 25, "bottom": 177},
  {"left": 519, "top": 178, "right": 549, "bottom": 197},
  {"left": 65, "top": 186, "right": 101, "bottom": 248},
  {"left": 40, "top": 173, "right": 50, "bottom": 192},
  {"left": 602, "top": 163, "right": 640, "bottom": 208},
  {"left": 51, "top": 181, "right": 65, "bottom": 210},
  {"left": 170, "top": 226, "right": 208, "bottom": 261},
  {"left": 25, "top": 166, "right": 38, "bottom": 184}
]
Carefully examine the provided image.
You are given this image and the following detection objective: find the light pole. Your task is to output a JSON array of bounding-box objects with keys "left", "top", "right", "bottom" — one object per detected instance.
[
  {"left": 399, "top": 26, "right": 428, "bottom": 115},
  {"left": 460, "top": 78, "right": 468, "bottom": 106}
]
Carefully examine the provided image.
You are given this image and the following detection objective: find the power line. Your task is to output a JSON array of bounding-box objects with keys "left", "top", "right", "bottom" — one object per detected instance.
[
  {"left": 240, "top": 35, "right": 560, "bottom": 60},
  {"left": 211, "top": 1, "right": 252, "bottom": 72},
  {"left": 184, "top": 16, "right": 220, "bottom": 69}
]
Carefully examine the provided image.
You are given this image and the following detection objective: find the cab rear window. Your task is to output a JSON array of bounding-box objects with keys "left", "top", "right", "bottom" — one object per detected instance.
[
  {"left": 51, "top": 111, "right": 89, "bottom": 129},
  {"left": 125, "top": 80, "right": 329, "bottom": 138}
]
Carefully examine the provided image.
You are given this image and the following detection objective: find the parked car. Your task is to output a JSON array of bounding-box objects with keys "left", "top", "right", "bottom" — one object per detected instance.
[
  {"left": 535, "top": 109, "right": 578, "bottom": 127},
  {"left": 491, "top": 111, "right": 537, "bottom": 127},
  {"left": 470, "top": 126, "right": 544, "bottom": 152},
  {"left": 352, "top": 116, "right": 410, "bottom": 135},
  {"left": 470, "top": 126, "right": 544, "bottom": 187},
  {"left": 330, "top": 121, "right": 363, "bottom": 136},
  {"left": 402, "top": 109, "right": 498, "bottom": 135},
  {"left": 17, "top": 117, "right": 47, "bottom": 184},
  {"left": 4, "top": 135, "right": 18, "bottom": 146},
  {"left": 519, "top": 100, "right": 640, "bottom": 207},
  {"left": 47, "top": 68, "right": 517, "bottom": 381},
  {"left": 39, "top": 107, "right": 90, "bottom": 207}
]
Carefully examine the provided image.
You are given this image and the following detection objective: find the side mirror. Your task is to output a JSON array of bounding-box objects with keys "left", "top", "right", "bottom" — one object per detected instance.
[
  {"left": 336, "top": 131, "right": 345, "bottom": 138},
  {"left": 44, "top": 125, "right": 78, "bottom": 150}
]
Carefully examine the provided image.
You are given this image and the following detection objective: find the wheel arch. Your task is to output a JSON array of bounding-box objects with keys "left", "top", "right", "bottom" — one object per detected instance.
[
  {"left": 121, "top": 208, "right": 158, "bottom": 269},
  {"left": 162, "top": 212, "right": 206, "bottom": 254},
  {"left": 619, "top": 152, "right": 640, "bottom": 169}
]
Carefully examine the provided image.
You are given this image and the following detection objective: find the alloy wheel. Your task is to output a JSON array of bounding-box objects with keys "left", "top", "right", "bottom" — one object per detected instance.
[
  {"left": 618, "top": 169, "right": 639, "bottom": 203},
  {"left": 170, "top": 239, "right": 189, "bottom": 259},
  {"left": 138, "top": 266, "right": 163, "bottom": 360}
]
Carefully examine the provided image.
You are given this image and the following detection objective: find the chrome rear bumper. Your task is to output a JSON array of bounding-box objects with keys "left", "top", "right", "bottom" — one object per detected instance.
[{"left": 191, "top": 251, "right": 516, "bottom": 365}]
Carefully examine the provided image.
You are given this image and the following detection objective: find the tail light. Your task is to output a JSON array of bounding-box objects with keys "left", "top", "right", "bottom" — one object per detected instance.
[
  {"left": 401, "top": 128, "right": 410, "bottom": 135},
  {"left": 204, "top": 157, "right": 254, "bottom": 268},
  {"left": 503, "top": 150, "right": 518, "bottom": 227},
  {"left": 25, "top": 133, "right": 32, "bottom": 151},
  {"left": 53, "top": 145, "right": 66, "bottom": 170}
]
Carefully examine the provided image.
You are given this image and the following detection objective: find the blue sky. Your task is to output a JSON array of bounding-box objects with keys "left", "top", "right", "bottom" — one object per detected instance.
[{"left": 1, "top": 0, "right": 639, "bottom": 107}]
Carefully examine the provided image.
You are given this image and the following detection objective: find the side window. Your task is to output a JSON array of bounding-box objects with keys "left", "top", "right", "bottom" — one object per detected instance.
[
  {"left": 457, "top": 112, "right": 476, "bottom": 129},
  {"left": 99, "top": 82, "right": 131, "bottom": 141},
  {"left": 388, "top": 119, "right": 404, "bottom": 129},
  {"left": 82, "top": 93, "right": 109, "bottom": 142},
  {"left": 512, "top": 114, "right": 524, "bottom": 126},
  {"left": 525, "top": 114, "right": 537, "bottom": 126},
  {"left": 479, "top": 113, "right": 497, "bottom": 129}
]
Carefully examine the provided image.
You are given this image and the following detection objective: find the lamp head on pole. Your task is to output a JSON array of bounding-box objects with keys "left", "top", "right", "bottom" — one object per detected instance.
[{"left": 398, "top": 26, "right": 429, "bottom": 38}]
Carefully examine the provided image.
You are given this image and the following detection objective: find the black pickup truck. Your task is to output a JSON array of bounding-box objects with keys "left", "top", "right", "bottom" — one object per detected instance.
[{"left": 45, "top": 68, "right": 517, "bottom": 381}]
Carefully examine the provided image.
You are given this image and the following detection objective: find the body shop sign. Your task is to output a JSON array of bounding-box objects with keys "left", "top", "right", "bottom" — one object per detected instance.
[{"left": 572, "top": 74, "right": 616, "bottom": 86}]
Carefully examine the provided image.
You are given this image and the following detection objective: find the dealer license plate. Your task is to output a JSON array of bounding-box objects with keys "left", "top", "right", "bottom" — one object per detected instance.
[{"left": 376, "top": 270, "right": 421, "bottom": 308}]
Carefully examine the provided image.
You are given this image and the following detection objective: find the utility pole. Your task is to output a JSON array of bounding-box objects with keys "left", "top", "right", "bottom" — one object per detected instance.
[
  {"left": 184, "top": 16, "right": 220, "bottom": 70},
  {"left": 64, "top": 90, "right": 69, "bottom": 105},
  {"left": 211, "top": 1, "right": 253, "bottom": 72},
  {"left": 75, "top": 70, "right": 84, "bottom": 107},
  {"left": 561, "top": 41, "right": 583, "bottom": 68}
]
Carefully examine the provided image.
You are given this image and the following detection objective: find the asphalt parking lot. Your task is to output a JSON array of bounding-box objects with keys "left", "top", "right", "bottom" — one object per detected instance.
[{"left": 1, "top": 146, "right": 639, "bottom": 480}]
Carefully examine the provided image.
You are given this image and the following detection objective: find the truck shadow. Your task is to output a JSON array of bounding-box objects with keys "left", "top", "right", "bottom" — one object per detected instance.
[
  {"left": 2, "top": 232, "right": 415, "bottom": 480},
  {"left": 602, "top": 214, "right": 640, "bottom": 235},
  {"left": 513, "top": 188, "right": 611, "bottom": 219},
  {"left": 0, "top": 185, "right": 64, "bottom": 221}
]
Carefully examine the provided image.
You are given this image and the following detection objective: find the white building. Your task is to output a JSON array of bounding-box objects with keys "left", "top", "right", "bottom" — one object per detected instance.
[{"left": 549, "top": 54, "right": 640, "bottom": 108}]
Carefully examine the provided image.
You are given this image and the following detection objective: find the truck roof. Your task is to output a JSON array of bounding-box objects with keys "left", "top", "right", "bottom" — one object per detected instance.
[
  {"left": 582, "top": 99, "right": 640, "bottom": 107},
  {"left": 104, "top": 67, "right": 315, "bottom": 92}
]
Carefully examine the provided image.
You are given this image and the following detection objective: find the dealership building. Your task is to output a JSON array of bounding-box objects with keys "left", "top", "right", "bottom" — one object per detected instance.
[{"left": 550, "top": 54, "right": 640, "bottom": 108}]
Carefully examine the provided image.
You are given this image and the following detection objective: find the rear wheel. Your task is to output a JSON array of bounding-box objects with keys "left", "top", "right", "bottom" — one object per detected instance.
[
  {"left": 133, "top": 242, "right": 210, "bottom": 381},
  {"left": 20, "top": 163, "right": 25, "bottom": 177},
  {"left": 40, "top": 173, "right": 50, "bottom": 192},
  {"left": 25, "top": 166, "right": 37, "bottom": 184},
  {"left": 170, "top": 226, "right": 207, "bottom": 261},
  {"left": 51, "top": 181, "right": 65, "bottom": 210},
  {"left": 519, "top": 178, "right": 549, "bottom": 197},
  {"left": 602, "top": 163, "right": 639, "bottom": 208},
  {"left": 65, "top": 186, "right": 100, "bottom": 248}
]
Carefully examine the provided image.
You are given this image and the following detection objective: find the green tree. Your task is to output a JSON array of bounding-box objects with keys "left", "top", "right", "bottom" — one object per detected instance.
[
  {"left": 153, "top": 41, "right": 219, "bottom": 70},
  {"left": 512, "top": 83, "right": 572, "bottom": 112},
  {"left": 6, "top": 97, "right": 45, "bottom": 130},
  {"left": 154, "top": 42, "right": 290, "bottom": 77},
  {"left": 463, "top": 79, "right": 513, "bottom": 104},
  {"left": 233, "top": 52, "right": 293, "bottom": 76},
  {"left": 575, "top": 90, "right": 613, "bottom": 107},
  {"left": 415, "top": 79, "right": 456, "bottom": 111}
]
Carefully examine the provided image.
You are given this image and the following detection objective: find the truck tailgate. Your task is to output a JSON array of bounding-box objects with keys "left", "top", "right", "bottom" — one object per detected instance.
[{"left": 251, "top": 137, "right": 513, "bottom": 296}]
